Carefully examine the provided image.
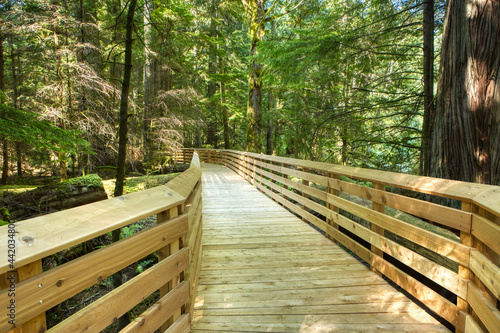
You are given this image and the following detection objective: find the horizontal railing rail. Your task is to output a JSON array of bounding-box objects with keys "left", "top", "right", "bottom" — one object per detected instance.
[
  {"left": 0, "top": 153, "right": 203, "bottom": 333},
  {"left": 180, "top": 148, "right": 500, "bottom": 333}
]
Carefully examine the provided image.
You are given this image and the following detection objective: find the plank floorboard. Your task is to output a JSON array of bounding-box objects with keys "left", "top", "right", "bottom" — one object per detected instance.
[{"left": 192, "top": 164, "right": 449, "bottom": 332}]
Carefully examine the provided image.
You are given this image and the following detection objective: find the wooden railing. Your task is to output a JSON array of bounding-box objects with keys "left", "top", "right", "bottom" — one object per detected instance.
[
  {"left": 0, "top": 153, "right": 203, "bottom": 333},
  {"left": 179, "top": 148, "right": 500, "bottom": 333}
]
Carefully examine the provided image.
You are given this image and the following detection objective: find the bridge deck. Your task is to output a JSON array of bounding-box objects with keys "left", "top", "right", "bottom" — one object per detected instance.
[{"left": 192, "top": 164, "right": 449, "bottom": 332}]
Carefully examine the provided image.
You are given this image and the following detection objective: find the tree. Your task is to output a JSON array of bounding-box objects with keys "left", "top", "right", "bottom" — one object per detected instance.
[
  {"left": 430, "top": 0, "right": 500, "bottom": 185},
  {"left": 420, "top": 0, "right": 434, "bottom": 176},
  {"left": 243, "top": 0, "right": 265, "bottom": 153},
  {"left": 0, "top": 29, "right": 8, "bottom": 184},
  {"left": 112, "top": 0, "right": 137, "bottom": 328},
  {"left": 0, "top": 103, "right": 91, "bottom": 154}
]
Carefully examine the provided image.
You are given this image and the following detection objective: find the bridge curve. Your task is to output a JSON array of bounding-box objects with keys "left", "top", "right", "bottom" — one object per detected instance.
[{"left": 192, "top": 163, "right": 448, "bottom": 332}]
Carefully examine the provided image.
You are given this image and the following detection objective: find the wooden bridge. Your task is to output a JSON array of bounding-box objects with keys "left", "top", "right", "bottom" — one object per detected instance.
[{"left": 1, "top": 149, "right": 499, "bottom": 333}]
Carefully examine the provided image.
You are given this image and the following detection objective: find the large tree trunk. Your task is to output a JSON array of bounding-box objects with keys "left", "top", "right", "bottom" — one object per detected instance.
[
  {"left": 245, "top": 0, "right": 265, "bottom": 153},
  {"left": 430, "top": 0, "right": 500, "bottom": 185},
  {"left": 420, "top": 0, "right": 434, "bottom": 176}
]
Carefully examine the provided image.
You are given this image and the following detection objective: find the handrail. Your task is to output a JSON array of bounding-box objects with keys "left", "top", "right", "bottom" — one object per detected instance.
[
  {"left": 180, "top": 148, "right": 500, "bottom": 333},
  {"left": 0, "top": 153, "right": 203, "bottom": 332}
]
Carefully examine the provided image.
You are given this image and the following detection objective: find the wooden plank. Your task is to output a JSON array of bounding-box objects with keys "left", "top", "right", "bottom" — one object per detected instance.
[
  {"left": 160, "top": 206, "right": 182, "bottom": 330},
  {"left": 13, "top": 261, "right": 47, "bottom": 333},
  {"left": 471, "top": 213, "right": 500, "bottom": 254},
  {"left": 472, "top": 187, "right": 500, "bottom": 219},
  {"left": 253, "top": 165, "right": 328, "bottom": 202},
  {"left": 48, "top": 248, "right": 189, "bottom": 333},
  {"left": 469, "top": 249, "right": 500, "bottom": 300},
  {"left": 251, "top": 159, "right": 329, "bottom": 186},
  {"left": 371, "top": 182, "right": 385, "bottom": 275},
  {"left": 194, "top": 163, "right": 450, "bottom": 333},
  {"left": 194, "top": 301, "right": 426, "bottom": 316},
  {"left": 254, "top": 173, "right": 330, "bottom": 217},
  {"left": 369, "top": 254, "right": 466, "bottom": 330},
  {"left": 164, "top": 313, "right": 190, "bottom": 333},
  {"left": 327, "top": 192, "right": 470, "bottom": 266},
  {"left": 0, "top": 215, "right": 188, "bottom": 332},
  {"left": 332, "top": 178, "right": 472, "bottom": 232},
  {"left": 468, "top": 283, "right": 500, "bottom": 333},
  {"left": 119, "top": 281, "right": 189, "bottom": 333},
  {"left": 465, "top": 314, "right": 484, "bottom": 333},
  {"left": 229, "top": 150, "right": 492, "bottom": 200},
  {"left": 459, "top": 202, "right": 474, "bottom": 313},
  {"left": 331, "top": 209, "right": 467, "bottom": 299},
  {"left": 0, "top": 186, "right": 185, "bottom": 275}
]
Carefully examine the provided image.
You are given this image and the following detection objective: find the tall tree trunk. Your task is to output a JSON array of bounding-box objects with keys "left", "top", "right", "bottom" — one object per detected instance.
[
  {"left": 206, "top": 0, "right": 219, "bottom": 148},
  {"left": 430, "top": 0, "right": 500, "bottom": 185},
  {"left": 114, "top": 0, "right": 136, "bottom": 199},
  {"left": 10, "top": 37, "right": 22, "bottom": 177},
  {"left": 77, "top": 0, "right": 87, "bottom": 114},
  {"left": 112, "top": 0, "right": 136, "bottom": 329},
  {"left": 220, "top": 52, "right": 230, "bottom": 149},
  {"left": 143, "top": 0, "right": 156, "bottom": 161},
  {"left": 245, "top": 0, "right": 265, "bottom": 153},
  {"left": 0, "top": 30, "right": 8, "bottom": 185},
  {"left": 266, "top": 88, "right": 273, "bottom": 155},
  {"left": 420, "top": 0, "right": 434, "bottom": 176},
  {"left": 52, "top": 23, "right": 68, "bottom": 181}
]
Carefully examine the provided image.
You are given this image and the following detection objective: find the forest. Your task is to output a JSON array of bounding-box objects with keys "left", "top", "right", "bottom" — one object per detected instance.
[{"left": 0, "top": 0, "right": 499, "bottom": 186}]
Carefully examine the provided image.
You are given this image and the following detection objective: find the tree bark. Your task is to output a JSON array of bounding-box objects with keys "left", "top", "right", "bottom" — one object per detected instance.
[
  {"left": 431, "top": 0, "right": 500, "bottom": 185},
  {"left": 220, "top": 52, "right": 230, "bottom": 149},
  {"left": 0, "top": 30, "right": 8, "bottom": 185},
  {"left": 10, "top": 37, "right": 23, "bottom": 177},
  {"left": 113, "top": 0, "right": 137, "bottom": 329},
  {"left": 266, "top": 88, "right": 273, "bottom": 155},
  {"left": 143, "top": 0, "right": 156, "bottom": 161},
  {"left": 245, "top": 0, "right": 265, "bottom": 153},
  {"left": 420, "top": 0, "right": 434, "bottom": 176},
  {"left": 206, "top": 0, "right": 219, "bottom": 148},
  {"left": 114, "top": 0, "right": 137, "bottom": 198}
]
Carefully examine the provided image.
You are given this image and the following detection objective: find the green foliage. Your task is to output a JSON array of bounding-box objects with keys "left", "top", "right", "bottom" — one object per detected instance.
[
  {"left": 0, "top": 207, "right": 10, "bottom": 226},
  {"left": 62, "top": 174, "right": 103, "bottom": 188},
  {"left": 0, "top": 104, "right": 92, "bottom": 154}
]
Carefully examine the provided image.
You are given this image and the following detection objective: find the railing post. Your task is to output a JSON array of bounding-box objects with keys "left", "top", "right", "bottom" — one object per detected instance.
[
  {"left": 326, "top": 172, "right": 340, "bottom": 242},
  {"left": 281, "top": 163, "right": 288, "bottom": 190},
  {"left": 371, "top": 182, "right": 386, "bottom": 275},
  {"left": 7, "top": 260, "right": 47, "bottom": 332},
  {"left": 158, "top": 203, "right": 185, "bottom": 331},
  {"left": 459, "top": 202, "right": 474, "bottom": 321},
  {"left": 301, "top": 167, "right": 310, "bottom": 221}
]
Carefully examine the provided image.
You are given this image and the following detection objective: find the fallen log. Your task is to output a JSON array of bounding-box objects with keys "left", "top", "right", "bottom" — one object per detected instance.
[{"left": 0, "top": 174, "right": 108, "bottom": 222}]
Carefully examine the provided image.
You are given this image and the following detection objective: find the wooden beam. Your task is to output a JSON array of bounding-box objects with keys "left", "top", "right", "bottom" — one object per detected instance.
[{"left": 48, "top": 248, "right": 189, "bottom": 333}]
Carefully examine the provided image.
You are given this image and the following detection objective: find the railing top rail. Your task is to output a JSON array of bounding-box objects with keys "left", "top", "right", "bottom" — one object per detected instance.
[
  {"left": 210, "top": 149, "right": 499, "bottom": 217},
  {"left": 0, "top": 153, "right": 202, "bottom": 275}
]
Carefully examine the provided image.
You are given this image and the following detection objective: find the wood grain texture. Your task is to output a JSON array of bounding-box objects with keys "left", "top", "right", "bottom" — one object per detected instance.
[
  {"left": 193, "top": 164, "right": 449, "bottom": 332},
  {"left": 0, "top": 186, "right": 185, "bottom": 275},
  {"left": 0, "top": 216, "right": 187, "bottom": 332},
  {"left": 48, "top": 248, "right": 189, "bottom": 333}
]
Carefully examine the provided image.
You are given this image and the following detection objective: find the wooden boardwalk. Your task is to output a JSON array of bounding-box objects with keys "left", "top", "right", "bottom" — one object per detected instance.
[{"left": 192, "top": 164, "right": 449, "bottom": 332}]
